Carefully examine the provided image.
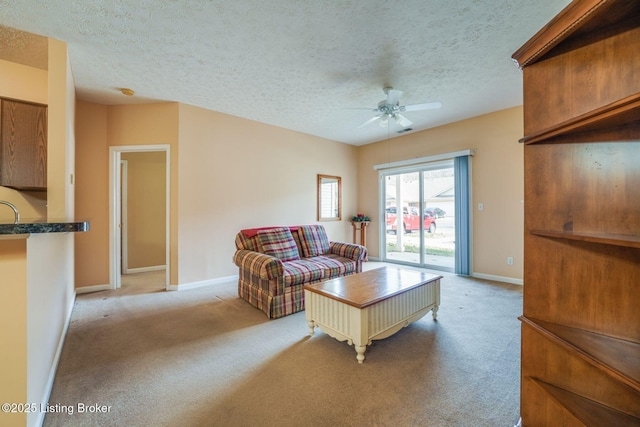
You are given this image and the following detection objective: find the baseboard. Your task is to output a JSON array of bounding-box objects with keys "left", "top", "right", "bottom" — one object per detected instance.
[
  {"left": 472, "top": 272, "right": 523, "bottom": 286},
  {"left": 76, "top": 284, "right": 111, "bottom": 294},
  {"left": 125, "top": 265, "right": 166, "bottom": 274},
  {"left": 35, "top": 289, "right": 76, "bottom": 427},
  {"left": 168, "top": 274, "right": 238, "bottom": 291},
  {"left": 367, "top": 259, "right": 523, "bottom": 285}
]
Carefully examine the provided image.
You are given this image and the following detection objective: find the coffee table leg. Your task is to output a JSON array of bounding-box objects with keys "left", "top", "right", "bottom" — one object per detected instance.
[
  {"left": 307, "top": 320, "right": 315, "bottom": 336},
  {"left": 432, "top": 305, "right": 439, "bottom": 320},
  {"left": 355, "top": 345, "right": 366, "bottom": 364}
]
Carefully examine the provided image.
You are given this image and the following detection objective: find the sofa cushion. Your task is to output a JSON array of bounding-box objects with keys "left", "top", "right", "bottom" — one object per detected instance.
[
  {"left": 311, "top": 254, "right": 357, "bottom": 279},
  {"left": 283, "top": 259, "right": 324, "bottom": 287},
  {"left": 297, "top": 224, "right": 330, "bottom": 257},
  {"left": 257, "top": 227, "right": 300, "bottom": 262}
]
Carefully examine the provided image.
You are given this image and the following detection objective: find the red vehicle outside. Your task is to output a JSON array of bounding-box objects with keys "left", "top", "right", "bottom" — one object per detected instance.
[{"left": 385, "top": 206, "right": 436, "bottom": 234}]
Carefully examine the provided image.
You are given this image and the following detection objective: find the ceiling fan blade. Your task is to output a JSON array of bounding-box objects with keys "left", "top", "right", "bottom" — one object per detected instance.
[
  {"left": 402, "top": 101, "right": 442, "bottom": 112},
  {"left": 386, "top": 89, "right": 403, "bottom": 106},
  {"left": 394, "top": 114, "right": 413, "bottom": 127},
  {"left": 358, "top": 114, "right": 383, "bottom": 128}
]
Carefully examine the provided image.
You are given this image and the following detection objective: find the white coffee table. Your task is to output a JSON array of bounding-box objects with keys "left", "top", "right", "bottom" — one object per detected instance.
[{"left": 304, "top": 266, "right": 441, "bottom": 363}]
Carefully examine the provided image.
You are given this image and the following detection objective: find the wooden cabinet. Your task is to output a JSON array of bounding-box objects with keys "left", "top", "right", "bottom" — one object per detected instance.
[
  {"left": 0, "top": 98, "right": 47, "bottom": 191},
  {"left": 512, "top": 0, "right": 640, "bottom": 425}
]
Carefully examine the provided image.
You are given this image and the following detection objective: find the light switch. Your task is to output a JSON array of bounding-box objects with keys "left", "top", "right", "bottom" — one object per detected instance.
[{"left": 478, "top": 203, "right": 484, "bottom": 211}]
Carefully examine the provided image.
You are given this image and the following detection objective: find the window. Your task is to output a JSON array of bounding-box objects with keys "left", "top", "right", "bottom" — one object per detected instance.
[{"left": 317, "top": 174, "right": 341, "bottom": 221}]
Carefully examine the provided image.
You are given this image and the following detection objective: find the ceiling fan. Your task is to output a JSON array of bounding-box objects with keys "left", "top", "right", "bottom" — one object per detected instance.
[{"left": 358, "top": 87, "right": 442, "bottom": 128}]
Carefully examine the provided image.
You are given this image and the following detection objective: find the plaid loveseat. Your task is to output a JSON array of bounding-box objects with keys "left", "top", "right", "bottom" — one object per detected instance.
[{"left": 233, "top": 224, "right": 368, "bottom": 319}]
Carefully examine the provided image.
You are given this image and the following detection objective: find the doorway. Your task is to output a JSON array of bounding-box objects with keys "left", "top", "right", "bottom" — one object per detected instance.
[{"left": 109, "top": 145, "right": 170, "bottom": 290}]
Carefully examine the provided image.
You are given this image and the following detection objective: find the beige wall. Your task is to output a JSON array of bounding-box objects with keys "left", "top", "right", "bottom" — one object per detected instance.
[
  {"left": 0, "top": 59, "right": 47, "bottom": 103},
  {"left": 121, "top": 151, "right": 166, "bottom": 269},
  {"left": 356, "top": 107, "right": 524, "bottom": 280},
  {"left": 108, "top": 103, "right": 179, "bottom": 284},
  {"left": 74, "top": 102, "right": 358, "bottom": 288},
  {"left": 75, "top": 102, "right": 179, "bottom": 287},
  {"left": 176, "top": 103, "right": 358, "bottom": 284},
  {"left": 75, "top": 101, "right": 109, "bottom": 286}
]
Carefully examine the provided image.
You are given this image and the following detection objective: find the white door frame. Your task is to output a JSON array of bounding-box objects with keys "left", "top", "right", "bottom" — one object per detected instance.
[
  {"left": 120, "top": 159, "right": 129, "bottom": 274},
  {"left": 109, "top": 145, "right": 171, "bottom": 290}
]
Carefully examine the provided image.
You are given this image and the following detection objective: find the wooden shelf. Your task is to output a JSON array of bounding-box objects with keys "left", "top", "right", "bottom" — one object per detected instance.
[
  {"left": 531, "top": 229, "right": 640, "bottom": 249},
  {"left": 521, "top": 317, "right": 640, "bottom": 393},
  {"left": 520, "top": 93, "right": 640, "bottom": 145},
  {"left": 531, "top": 378, "right": 640, "bottom": 426}
]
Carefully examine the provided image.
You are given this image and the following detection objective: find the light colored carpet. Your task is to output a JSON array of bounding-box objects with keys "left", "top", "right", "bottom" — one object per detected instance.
[{"left": 44, "top": 263, "right": 523, "bottom": 427}]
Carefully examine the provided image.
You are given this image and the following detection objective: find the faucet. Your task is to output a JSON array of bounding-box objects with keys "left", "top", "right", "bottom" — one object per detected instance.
[{"left": 0, "top": 200, "right": 20, "bottom": 224}]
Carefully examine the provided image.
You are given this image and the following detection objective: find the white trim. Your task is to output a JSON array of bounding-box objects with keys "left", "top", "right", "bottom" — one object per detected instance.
[
  {"left": 125, "top": 265, "right": 167, "bottom": 274},
  {"left": 472, "top": 272, "right": 523, "bottom": 286},
  {"left": 75, "top": 284, "right": 111, "bottom": 294},
  {"left": 168, "top": 275, "right": 239, "bottom": 291},
  {"left": 109, "top": 145, "right": 171, "bottom": 291},
  {"left": 120, "top": 159, "right": 129, "bottom": 274},
  {"left": 373, "top": 149, "right": 475, "bottom": 171},
  {"left": 35, "top": 291, "right": 76, "bottom": 427}
]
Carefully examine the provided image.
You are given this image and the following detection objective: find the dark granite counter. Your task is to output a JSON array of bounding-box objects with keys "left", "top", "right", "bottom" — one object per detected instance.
[{"left": 0, "top": 220, "right": 89, "bottom": 235}]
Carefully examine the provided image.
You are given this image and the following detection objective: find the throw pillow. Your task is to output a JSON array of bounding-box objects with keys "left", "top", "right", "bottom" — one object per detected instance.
[
  {"left": 257, "top": 227, "right": 300, "bottom": 262},
  {"left": 297, "top": 225, "right": 330, "bottom": 257}
]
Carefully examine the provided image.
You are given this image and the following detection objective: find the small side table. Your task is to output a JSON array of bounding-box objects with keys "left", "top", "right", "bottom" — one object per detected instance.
[{"left": 351, "top": 221, "right": 370, "bottom": 248}]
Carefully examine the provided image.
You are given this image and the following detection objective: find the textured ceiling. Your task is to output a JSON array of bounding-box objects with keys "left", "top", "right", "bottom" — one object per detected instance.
[
  {"left": 0, "top": 25, "right": 47, "bottom": 70},
  {"left": 0, "top": 0, "right": 570, "bottom": 145}
]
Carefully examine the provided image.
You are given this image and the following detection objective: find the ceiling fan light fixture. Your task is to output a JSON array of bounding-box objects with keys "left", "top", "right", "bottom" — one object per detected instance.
[{"left": 357, "top": 86, "right": 441, "bottom": 130}]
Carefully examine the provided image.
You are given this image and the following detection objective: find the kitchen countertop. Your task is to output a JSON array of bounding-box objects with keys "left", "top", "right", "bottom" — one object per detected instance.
[{"left": 0, "top": 219, "right": 90, "bottom": 235}]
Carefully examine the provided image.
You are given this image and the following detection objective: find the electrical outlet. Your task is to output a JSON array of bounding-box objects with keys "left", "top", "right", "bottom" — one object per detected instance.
[
  {"left": 507, "top": 257, "right": 514, "bottom": 265},
  {"left": 478, "top": 203, "right": 484, "bottom": 211}
]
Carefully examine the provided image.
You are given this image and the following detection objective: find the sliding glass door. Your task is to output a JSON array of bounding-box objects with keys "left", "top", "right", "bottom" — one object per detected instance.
[{"left": 381, "top": 156, "right": 469, "bottom": 274}]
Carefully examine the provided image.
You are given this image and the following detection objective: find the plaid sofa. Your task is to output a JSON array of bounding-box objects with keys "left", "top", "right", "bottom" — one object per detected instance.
[{"left": 233, "top": 224, "right": 368, "bottom": 319}]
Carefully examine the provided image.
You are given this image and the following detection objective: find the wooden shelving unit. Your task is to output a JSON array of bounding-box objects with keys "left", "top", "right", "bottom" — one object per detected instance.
[{"left": 513, "top": 0, "right": 640, "bottom": 425}]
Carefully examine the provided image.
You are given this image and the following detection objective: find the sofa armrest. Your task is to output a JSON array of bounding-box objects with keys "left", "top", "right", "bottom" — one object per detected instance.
[
  {"left": 329, "top": 241, "right": 368, "bottom": 262},
  {"left": 233, "top": 250, "right": 284, "bottom": 280}
]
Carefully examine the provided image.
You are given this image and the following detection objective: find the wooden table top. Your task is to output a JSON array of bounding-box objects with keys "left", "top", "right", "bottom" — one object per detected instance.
[{"left": 304, "top": 266, "right": 442, "bottom": 309}]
